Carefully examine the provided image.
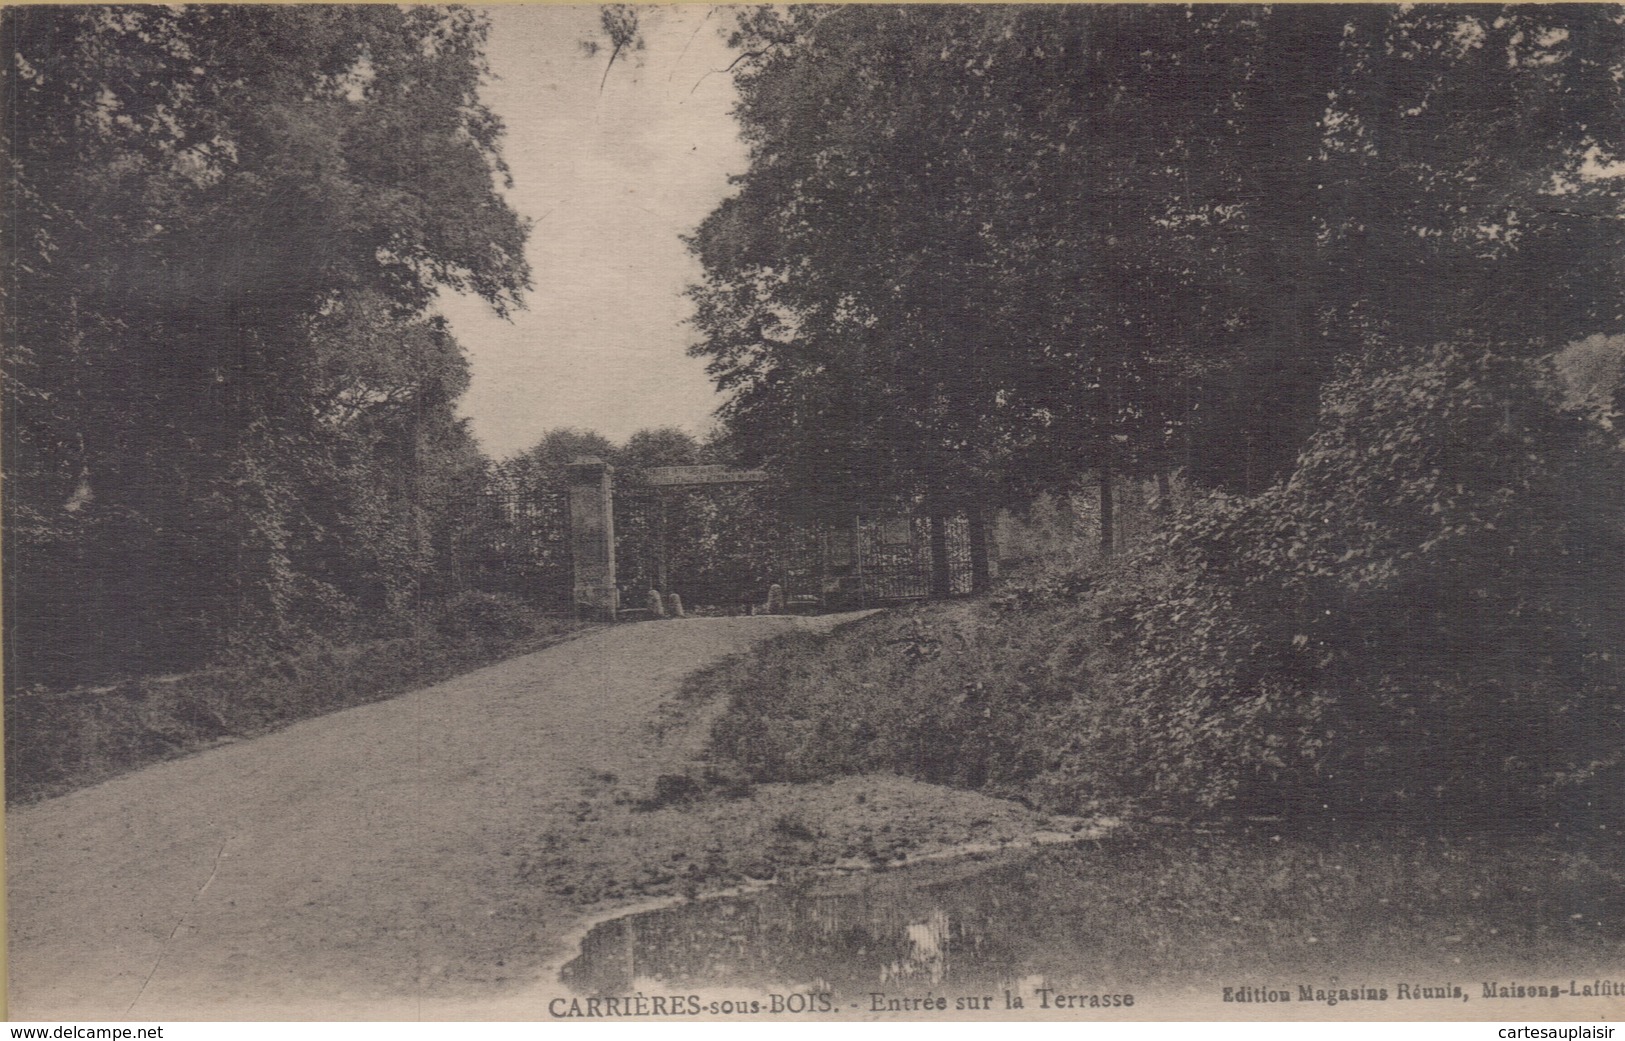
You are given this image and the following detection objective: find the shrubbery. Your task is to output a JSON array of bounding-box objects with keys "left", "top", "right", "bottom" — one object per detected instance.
[
  {"left": 706, "top": 343, "right": 1625, "bottom": 829},
  {"left": 705, "top": 609, "right": 1078, "bottom": 797},
  {"left": 1065, "top": 343, "right": 1625, "bottom": 824},
  {"left": 7, "top": 604, "right": 583, "bottom": 804},
  {"left": 431, "top": 591, "right": 540, "bottom": 645}
]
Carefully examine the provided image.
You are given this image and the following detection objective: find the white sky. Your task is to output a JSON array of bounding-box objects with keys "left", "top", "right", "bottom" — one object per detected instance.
[{"left": 440, "top": 5, "right": 748, "bottom": 460}]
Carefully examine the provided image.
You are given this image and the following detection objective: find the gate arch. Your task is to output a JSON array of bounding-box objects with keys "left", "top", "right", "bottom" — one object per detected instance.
[{"left": 563, "top": 458, "right": 997, "bottom": 619}]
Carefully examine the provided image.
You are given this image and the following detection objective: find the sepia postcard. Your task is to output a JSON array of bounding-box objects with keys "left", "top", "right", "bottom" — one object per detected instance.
[{"left": 4, "top": 2, "right": 1624, "bottom": 1026}]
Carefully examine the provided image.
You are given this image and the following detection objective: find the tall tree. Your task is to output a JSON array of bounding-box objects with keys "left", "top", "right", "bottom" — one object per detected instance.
[
  {"left": 3, "top": 5, "right": 531, "bottom": 685},
  {"left": 688, "top": 5, "right": 1625, "bottom": 533},
  {"left": 509, "top": 427, "right": 617, "bottom": 475}
]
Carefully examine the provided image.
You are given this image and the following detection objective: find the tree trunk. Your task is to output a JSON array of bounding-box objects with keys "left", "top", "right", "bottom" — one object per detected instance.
[
  {"left": 929, "top": 514, "right": 951, "bottom": 598},
  {"left": 1098, "top": 464, "right": 1114, "bottom": 559},
  {"left": 968, "top": 507, "right": 991, "bottom": 593}
]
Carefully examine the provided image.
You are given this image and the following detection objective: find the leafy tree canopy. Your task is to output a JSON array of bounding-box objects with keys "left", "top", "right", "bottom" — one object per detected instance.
[
  {"left": 3, "top": 5, "right": 531, "bottom": 685},
  {"left": 688, "top": 5, "right": 1625, "bottom": 510}
]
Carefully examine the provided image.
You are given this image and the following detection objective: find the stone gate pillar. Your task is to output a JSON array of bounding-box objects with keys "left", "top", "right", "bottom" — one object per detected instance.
[{"left": 566, "top": 457, "right": 618, "bottom": 620}]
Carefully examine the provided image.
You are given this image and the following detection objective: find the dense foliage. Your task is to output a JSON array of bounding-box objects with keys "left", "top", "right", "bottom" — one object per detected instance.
[
  {"left": 1067, "top": 344, "right": 1625, "bottom": 824},
  {"left": 684, "top": 5, "right": 1625, "bottom": 827},
  {"left": 689, "top": 5, "right": 1625, "bottom": 523},
  {"left": 3, "top": 6, "right": 531, "bottom": 687},
  {"left": 709, "top": 344, "right": 1625, "bottom": 827}
]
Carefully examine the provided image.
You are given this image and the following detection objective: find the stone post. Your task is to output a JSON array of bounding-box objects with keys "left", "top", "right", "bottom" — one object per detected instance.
[{"left": 566, "top": 457, "right": 618, "bottom": 620}]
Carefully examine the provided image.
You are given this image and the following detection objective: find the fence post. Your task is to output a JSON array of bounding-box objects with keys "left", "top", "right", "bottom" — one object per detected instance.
[
  {"left": 929, "top": 514, "right": 951, "bottom": 599},
  {"left": 566, "top": 457, "right": 618, "bottom": 620},
  {"left": 969, "top": 507, "right": 992, "bottom": 593}
]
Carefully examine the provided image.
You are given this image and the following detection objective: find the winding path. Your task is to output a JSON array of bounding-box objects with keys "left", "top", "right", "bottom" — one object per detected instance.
[{"left": 7, "top": 615, "right": 858, "bottom": 1020}]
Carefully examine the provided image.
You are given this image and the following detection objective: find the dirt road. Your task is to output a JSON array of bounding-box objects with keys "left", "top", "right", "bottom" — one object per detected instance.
[{"left": 8, "top": 616, "right": 872, "bottom": 1019}]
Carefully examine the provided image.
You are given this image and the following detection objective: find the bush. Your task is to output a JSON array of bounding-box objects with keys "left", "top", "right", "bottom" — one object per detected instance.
[
  {"left": 1054, "top": 343, "right": 1625, "bottom": 824},
  {"left": 703, "top": 342, "right": 1625, "bottom": 831},
  {"left": 703, "top": 604, "right": 1085, "bottom": 800},
  {"left": 7, "top": 601, "right": 583, "bottom": 803},
  {"left": 431, "top": 590, "right": 537, "bottom": 644}
]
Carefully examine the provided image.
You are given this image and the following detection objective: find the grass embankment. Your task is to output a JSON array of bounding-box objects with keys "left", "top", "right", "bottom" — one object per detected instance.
[
  {"left": 682, "top": 598, "right": 1624, "bottom": 977},
  {"left": 693, "top": 349, "right": 1625, "bottom": 830},
  {"left": 6, "top": 605, "right": 589, "bottom": 805},
  {"left": 692, "top": 599, "right": 1092, "bottom": 808}
]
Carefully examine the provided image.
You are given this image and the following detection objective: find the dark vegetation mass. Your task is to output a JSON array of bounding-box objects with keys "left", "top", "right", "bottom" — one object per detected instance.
[
  {"left": 4, "top": 6, "right": 534, "bottom": 693},
  {"left": 8, "top": 3, "right": 1625, "bottom": 838},
  {"left": 7, "top": 600, "right": 580, "bottom": 804},
  {"left": 701, "top": 343, "right": 1625, "bottom": 828},
  {"left": 0, "top": 7, "right": 743, "bottom": 800},
  {"left": 687, "top": 6, "right": 1625, "bottom": 525},
  {"left": 676, "top": 5, "right": 1625, "bottom": 831}
]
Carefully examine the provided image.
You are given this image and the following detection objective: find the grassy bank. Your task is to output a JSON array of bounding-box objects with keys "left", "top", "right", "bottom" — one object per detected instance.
[
  {"left": 696, "top": 580, "right": 1623, "bottom": 829},
  {"left": 513, "top": 771, "right": 1086, "bottom": 909},
  {"left": 6, "top": 605, "right": 589, "bottom": 805},
  {"left": 691, "top": 598, "right": 1093, "bottom": 807},
  {"left": 671, "top": 606, "right": 1622, "bottom": 988},
  {"left": 700, "top": 347, "right": 1625, "bottom": 829}
]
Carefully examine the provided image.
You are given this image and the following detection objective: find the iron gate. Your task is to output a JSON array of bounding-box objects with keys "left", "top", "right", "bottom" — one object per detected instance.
[
  {"left": 762, "top": 514, "right": 978, "bottom": 609},
  {"left": 448, "top": 465, "right": 572, "bottom": 608}
]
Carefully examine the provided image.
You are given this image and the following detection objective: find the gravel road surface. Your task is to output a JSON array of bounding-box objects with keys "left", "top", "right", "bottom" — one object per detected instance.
[{"left": 8, "top": 616, "right": 862, "bottom": 1019}]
